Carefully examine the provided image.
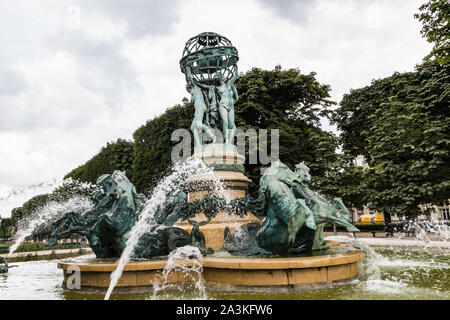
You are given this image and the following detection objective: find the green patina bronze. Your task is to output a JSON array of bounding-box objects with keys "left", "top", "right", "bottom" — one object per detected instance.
[
  {"left": 46, "top": 171, "right": 209, "bottom": 258},
  {"left": 0, "top": 258, "right": 18, "bottom": 273},
  {"left": 207, "top": 163, "right": 245, "bottom": 173},
  {"left": 180, "top": 32, "right": 239, "bottom": 148},
  {"left": 224, "top": 161, "right": 359, "bottom": 255},
  {"left": 291, "top": 162, "right": 359, "bottom": 251}
]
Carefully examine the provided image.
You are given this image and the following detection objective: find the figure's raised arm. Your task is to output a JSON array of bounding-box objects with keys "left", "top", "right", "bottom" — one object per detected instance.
[
  {"left": 185, "top": 66, "right": 194, "bottom": 84},
  {"left": 230, "top": 65, "right": 238, "bottom": 84},
  {"left": 195, "top": 81, "right": 210, "bottom": 90}
]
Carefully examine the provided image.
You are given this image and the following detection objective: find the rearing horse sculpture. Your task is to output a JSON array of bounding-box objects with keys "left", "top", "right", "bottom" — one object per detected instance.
[
  {"left": 292, "top": 162, "right": 359, "bottom": 251},
  {"left": 46, "top": 171, "right": 201, "bottom": 258},
  {"left": 228, "top": 161, "right": 317, "bottom": 255}
]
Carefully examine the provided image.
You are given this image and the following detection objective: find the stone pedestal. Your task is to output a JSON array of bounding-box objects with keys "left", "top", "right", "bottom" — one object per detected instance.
[{"left": 175, "top": 143, "right": 260, "bottom": 250}]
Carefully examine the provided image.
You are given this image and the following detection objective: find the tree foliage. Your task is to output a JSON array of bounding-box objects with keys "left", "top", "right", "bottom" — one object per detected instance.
[
  {"left": 332, "top": 60, "right": 450, "bottom": 216},
  {"left": 364, "top": 100, "right": 450, "bottom": 215},
  {"left": 0, "top": 217, "right": 13, "bottom": 239},
  {"left": 234, "top": 66, "right": 337, "bottom": 196},
  {"left": 65, "top": 139, "right": 135, "bottom": 184},
  {"left": 132, "top": 101, "right": 194, "bottom": 194},
  {"left": 132, "top": 66, "right": 339, "bottom": 196},
  {"left": 415, "top": 0, "right": 450, "bottom": 65},
  {"left": 234, "top": 65, "right": 335, "bottom": 128},
  {"left": 332, "top": 61, "right": 449, "bottom": 157}
]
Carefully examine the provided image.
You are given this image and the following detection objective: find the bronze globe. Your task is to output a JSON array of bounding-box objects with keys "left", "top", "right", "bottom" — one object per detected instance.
[{"left": 180, "top": 32, "right": 239, "bottom": 84}]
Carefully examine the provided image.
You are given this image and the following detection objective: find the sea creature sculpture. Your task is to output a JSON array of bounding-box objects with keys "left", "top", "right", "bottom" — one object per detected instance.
[
  {"left": 225, "top": 161, "right": 359, "bottom": 255},
  {"left": 46, "top": 172, "right": 207, "bottom": 258},
  {"left": 154, "top": 190, "right": 188, "bottom": 226},
  {"left": 188, "top": 219, "right": 214, "bottom": 255},
  {"left": 47, "top": 171, "right": 147, "bottom": 257},
  {"left": 291, "top": 162, "right": 359, "bottom": 251},
  {"left": 227, "top": 161, "right": 317, "bottom": 255}
]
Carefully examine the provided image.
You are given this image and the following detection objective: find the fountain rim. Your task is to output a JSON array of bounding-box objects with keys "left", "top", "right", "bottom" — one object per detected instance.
[{"left": 57, "top": 248, "right": 363, "bottom": 272}]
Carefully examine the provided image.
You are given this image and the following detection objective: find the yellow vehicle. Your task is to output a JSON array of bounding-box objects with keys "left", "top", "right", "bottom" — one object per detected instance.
[{"left": 355, "top": 214, "right": 384, "bottom": 226}]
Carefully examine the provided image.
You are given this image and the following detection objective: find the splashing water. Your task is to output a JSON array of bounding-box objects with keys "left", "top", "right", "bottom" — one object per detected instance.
[
  {"left": 8, "top": 196, "right": 94, "bottom": 255},
  {"left": 326, "top": 221, "right": 449, "bottom": 297},
  {"left": 152, "top": 245, "right": 206, "bottom": 300},
  {"left": 104, "top": 159, "right": 223, "bottom": 300},
  {"left": 348, "top": 237, "right": 387, "bottom": 281},
  {"left": 0, "top": 179, "right": 64, "bottom": 218},
  {"left": 400, "top": 218, "right": 449, "bottom": 244}
]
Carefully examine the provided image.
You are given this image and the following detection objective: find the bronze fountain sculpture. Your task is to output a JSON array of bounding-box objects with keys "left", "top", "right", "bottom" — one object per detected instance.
[{"left": 52, "top": 32, "right": 362, "bottom": 293}]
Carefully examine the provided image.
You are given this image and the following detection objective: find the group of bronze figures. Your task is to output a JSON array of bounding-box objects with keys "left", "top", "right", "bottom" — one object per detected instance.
[
  {"left": 46, "top": 161, "right": 358, "bottom": 259},
  {"left": 180, "top": 32, "right": 240, "bottom": 150},
  {"left": 184, "top": 65, "right": 238, "bottom": 150}
]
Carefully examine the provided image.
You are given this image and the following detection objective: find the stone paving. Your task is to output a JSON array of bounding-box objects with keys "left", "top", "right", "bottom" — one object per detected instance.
[{"left": 324, "top": 231, "right": 449, "bottom": 248}]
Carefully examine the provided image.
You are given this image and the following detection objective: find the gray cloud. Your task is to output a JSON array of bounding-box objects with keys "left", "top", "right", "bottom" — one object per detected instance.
[
  {"left": 78, "top": 0, "right": 182, "bottom": 37},
  {"left": 0, "top": 0, "right": 430, "bottom": 191},
  {"left": 256, "top": 0, "right": 317, "bottom": 24},
  {"left": 0, "top": 62, "right": 28, "bottom": 95},
  {"left": 48, "top": 30, "right": 140, "bottom": 107},
  {"left": 256, "top": 0, "right": 380, "bottom": 25}
]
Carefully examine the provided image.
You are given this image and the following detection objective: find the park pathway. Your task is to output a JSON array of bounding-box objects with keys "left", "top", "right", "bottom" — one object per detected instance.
[{"left": 0, "top": 247, "right": 93, "bottom": 262}]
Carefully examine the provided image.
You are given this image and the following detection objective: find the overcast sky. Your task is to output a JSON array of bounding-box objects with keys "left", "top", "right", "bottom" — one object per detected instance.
[{"left": 0, "top": 0, "right": 432, "bottom": 192}]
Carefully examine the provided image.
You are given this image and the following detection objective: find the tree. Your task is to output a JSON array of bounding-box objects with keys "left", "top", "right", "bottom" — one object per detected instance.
[
  {"left": 132, "top": 100, "right": 194, "bottom": 194},
  {"left": 363, "top": 99, "right": 450, "bottom": 216},
  {"left": 415, "top": 0, "right": 450, "bottom": 65},
  {"left": 0, "top": 218, "right": 13, "bottom": 239},
  {"left": 332, "top": 60, "right": 449, "bottom": 217},
  {"left": 65, "top": 138, "right": 135, "bottom": 184},
  {"left": 332, "top": 61, "right": 449, "bottom": 158},
  {"left": 234, "top": 66, "right": 337, "bottom": 196},
  {"left": 234, "top": 65, "right": 334, "bottom": 128}
]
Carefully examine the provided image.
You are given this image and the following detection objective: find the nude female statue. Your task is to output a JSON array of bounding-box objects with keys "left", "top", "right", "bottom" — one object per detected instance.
[{"left": 215, "top": 67, "right": 238, "bottom": 144}]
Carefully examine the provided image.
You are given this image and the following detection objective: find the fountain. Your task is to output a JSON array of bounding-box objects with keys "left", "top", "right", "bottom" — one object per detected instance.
[{"left": 52, "top": 32, "right": 363, "bottom": 298}]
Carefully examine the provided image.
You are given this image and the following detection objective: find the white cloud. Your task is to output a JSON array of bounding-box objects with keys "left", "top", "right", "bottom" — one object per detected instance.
[{"left": 0, "top": 0, "right": 433, "bottom": 210}]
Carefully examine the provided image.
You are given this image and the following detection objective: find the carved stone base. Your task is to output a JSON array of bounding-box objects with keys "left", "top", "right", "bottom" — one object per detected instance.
[{"left": 177, "top": 144, "right": 259, "bottom": 250}]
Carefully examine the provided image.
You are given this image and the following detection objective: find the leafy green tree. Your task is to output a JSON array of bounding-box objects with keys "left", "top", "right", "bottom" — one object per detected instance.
[
  {"left": 65, "top": 138, "right": 135, "bottom": 184},
  {"left": 132, "top": 66, "right": 338, "bottom": 196},
  {"left": 234, "top": 66, "right": 337, "bottom": 196},
  {"left": 332, "top": 61, "right": 449, "bottom": 158},
  {"left": 332, "top": 59, "right": 449, "bottom": 217},
  {"left": 363, "top": 99, "right": 450, "bottom": 216},
  {"left": 132, "top": 100, "right": 194, "bottom": 194},
  {"left": 415, "top": 0, "right": 450, "bottom": 65},
  {"left": 234, "top": 65, "right": 334, "bottom": 128},
  {"left": 0, "top": 218, "right": 13, "bottom": 239}
]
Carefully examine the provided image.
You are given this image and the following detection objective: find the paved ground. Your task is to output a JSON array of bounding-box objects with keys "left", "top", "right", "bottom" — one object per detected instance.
[
  {"left": 324, "top": 231, "right": 449, "bottom": 248},
  {"left": 1, "top": 247, "right": 93, "bottom": 262}
]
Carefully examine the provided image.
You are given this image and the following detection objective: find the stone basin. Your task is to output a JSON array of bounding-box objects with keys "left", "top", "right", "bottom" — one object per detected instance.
[{"left": 57, "top": 247, "right": 363, "bottom": 293}]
